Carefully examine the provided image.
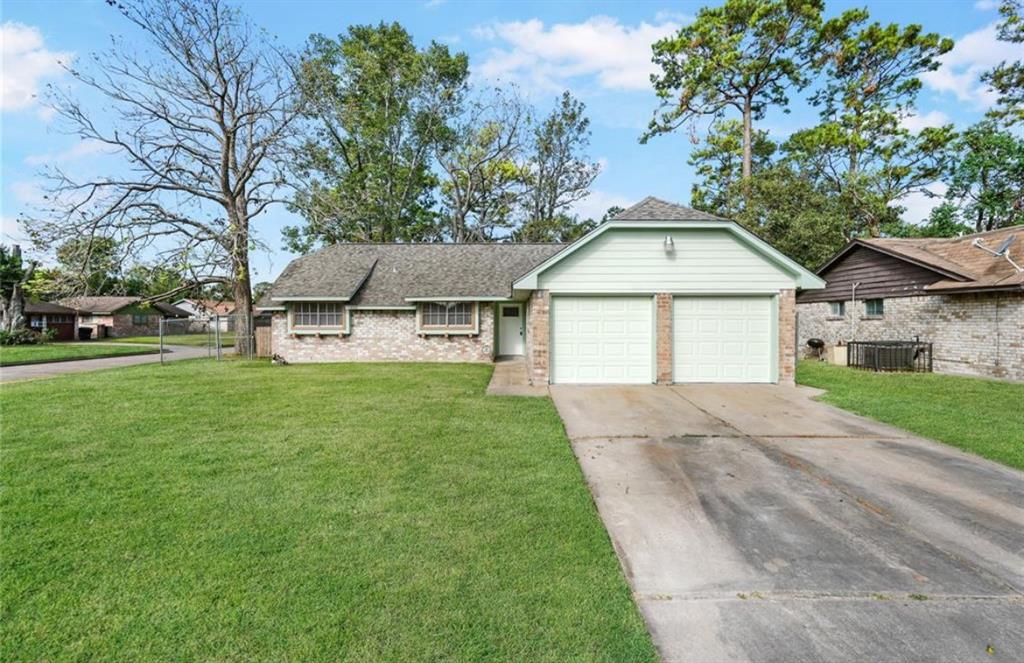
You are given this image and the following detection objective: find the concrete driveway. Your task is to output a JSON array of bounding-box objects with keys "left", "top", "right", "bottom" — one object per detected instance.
[{"left": 550, "top": 384, "right": 1024, "bottom": 663}]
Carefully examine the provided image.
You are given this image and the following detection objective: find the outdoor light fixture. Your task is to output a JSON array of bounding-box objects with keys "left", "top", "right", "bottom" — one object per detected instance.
[{"left": 664, "top": 235, "right": 675, "bottom": 253}]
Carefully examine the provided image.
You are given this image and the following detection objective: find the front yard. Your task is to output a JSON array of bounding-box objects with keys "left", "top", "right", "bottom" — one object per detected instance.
[
  {"left": 0, "top": 342, "right": 158, "bottom": 366},
  {"left": 0, "top": 361, "right": 655, "bottom": 661},
  {"left": 797, "top": 360, "right": 1024, "bottom": 471}
]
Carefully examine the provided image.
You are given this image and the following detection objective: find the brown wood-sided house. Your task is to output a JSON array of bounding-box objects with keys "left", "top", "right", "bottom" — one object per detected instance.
[{"left": 797, "top": 226, "right": 1024, "bottom": 381}]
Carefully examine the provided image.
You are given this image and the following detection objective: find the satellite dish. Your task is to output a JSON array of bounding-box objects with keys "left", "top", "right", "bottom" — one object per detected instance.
[{"left": 995, "top": 235, "right": 1016, "bottom": 255}]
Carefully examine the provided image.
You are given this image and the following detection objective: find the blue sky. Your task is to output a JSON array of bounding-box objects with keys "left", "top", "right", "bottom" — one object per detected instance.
[{"left": 1, "top": 0, "right": 1020, "bottom": 282}]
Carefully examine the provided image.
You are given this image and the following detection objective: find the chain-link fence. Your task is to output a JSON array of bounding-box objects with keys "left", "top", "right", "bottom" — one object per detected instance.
[{"left": 157, "top": 311, "right": 259, "bottom": 363}]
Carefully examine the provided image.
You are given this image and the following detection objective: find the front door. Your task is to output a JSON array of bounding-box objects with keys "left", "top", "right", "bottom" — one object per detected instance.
[{"left": 498, "top": 304, "right": 524, "bottom": 356}]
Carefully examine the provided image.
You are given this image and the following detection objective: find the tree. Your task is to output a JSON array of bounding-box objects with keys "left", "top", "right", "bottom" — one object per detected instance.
[
  {"left": 784, "top": 14, "right": 954, "bottom": 237},
  {"left": 513, "top": 206, "right": 620, "bottom": 243},
  {"left": 121, "top": 264, "right": 190, "bottom": 298},
  {"left": 909, "top": 203, "right": 973, "bottom": 238},
  {"left": 645, "top": 0, "right": 823, "bottom": 180},
  {"left": 942, "top": 121, "right": 1024, "bottom": 232},
  {"left": 984, "top": 1, "right": 1024, "bottom": 124},
  {"left": 524, "top": 92, "right": 601, "bottom": 226},
  {"left": 0, "top": 245, "right": 37, "bottom": 334},
  {"left": 286, "top": 23, "right": 469, "bottom": 250},
  {"left": 436, "top": 89, "right": 530, "bottom": 242},
  {"left": 252, "top": 281, "right": 273, "bottom": 303},
  {"left": 53, "top": 237, "right": 121, "bottom": 296},
  {"left": 689, "top": 119, "right": 776, "bottom": 215},
  {"left": 27, "top": 0, "right": 298, "bottom": 352}
]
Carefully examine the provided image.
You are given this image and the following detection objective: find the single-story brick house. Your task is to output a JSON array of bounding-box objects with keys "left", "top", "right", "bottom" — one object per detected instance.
[
  {"left": 61, "top": 296, "right": 191, "bottom": 338},
  {"left": 797, "top": 226, "right": 1024, "bottom": 381},
  {"left": 256, "top": 197, "right": 824, "bottom": 385},
  {"left": 25, "top": 301, "right": 78, "bottom": 341}
]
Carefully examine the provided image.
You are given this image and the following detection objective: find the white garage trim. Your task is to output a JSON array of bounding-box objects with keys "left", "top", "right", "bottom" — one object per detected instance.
[
  {"left": 673, "top": 295, "right": 775, "bottom": 383},
  {"left": 550, "top": 295, "right": 654, "bottom": 384}
]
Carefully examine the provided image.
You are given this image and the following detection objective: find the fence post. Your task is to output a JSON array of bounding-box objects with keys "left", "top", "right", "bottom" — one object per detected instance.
[
  {"left": 214, "top": 315, "right": 222, "bottom": 361},
  {"left": 159, "top": 318, "right": 165, "bottom": 365}
]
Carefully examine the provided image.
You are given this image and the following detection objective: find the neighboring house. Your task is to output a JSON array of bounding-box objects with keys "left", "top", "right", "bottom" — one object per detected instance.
[
  {"left": 25, "top": 301, "right": 78, "bottom": 341},
  {"left": 797, "top": 226, "right": 1024, "bottom": 381},
  {"left": 256, "top": 197, "right": 824, "bottom": 385},
  {"left": 172, "top": 298, "right": 236, "bottom": 331},
  {"left": 61, "top": 296, "right": 191, "bottom": 338}
]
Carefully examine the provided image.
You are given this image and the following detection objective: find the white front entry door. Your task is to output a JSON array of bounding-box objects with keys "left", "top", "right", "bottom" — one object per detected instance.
[
  {"left": 551, "top": 296, "right": 653, "bottom": 384},
  {"left": 498, "top": 304, "right": 524, "bottom": 355},
  {"left": 673, "top": 296, "right": 773, "bottom": 383}
]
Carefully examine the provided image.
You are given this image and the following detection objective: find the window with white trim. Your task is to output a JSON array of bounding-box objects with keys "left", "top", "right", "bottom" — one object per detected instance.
[
  {"left": 420, "top": 302, "right": 474, "bottom": 328},
  {"left": 292, "top": 302, "right": 345, "bottom": 328}
]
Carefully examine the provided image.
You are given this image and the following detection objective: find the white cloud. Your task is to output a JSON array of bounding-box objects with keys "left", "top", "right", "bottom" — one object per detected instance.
[
  {"left": 424, "top": 0, "right": 446, "bottom": 9},
  {"left": 572, "top": 188, "right": 633, "bottom": 221},
  {"left": 900, "top": 110, "right": 951, "bottom": 133},
  {"left": 24, "top": 139, "right": 110, "bottom": 166},
  {"left": 472, "top": 16, "right": 684, "bottom": 92},
  {"left": 1, "top": 22, "right": 72, "bottom": 113},
  {"left": 900, "top": 183, "right": 948, "bottom": 225},
  {"left": 10, "top": 180, "right": 47, "bottom": 206},
  {"left": 974, "top": 0, "right": 1000, "bottom": 10},
  {"left": 921, "top": 22, "right": 1024, "bottom": 109}
]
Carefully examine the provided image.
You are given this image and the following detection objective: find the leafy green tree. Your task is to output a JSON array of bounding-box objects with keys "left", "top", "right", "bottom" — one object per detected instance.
[
  {"left": 903, "top": 203, "right": 973, "bottom": 238},
  {"left": 436, "top": 89, "right": 530, "bottom": 242},
  {"left": 942, "top": 121, "right": 1024, "bottom": 232},
  {"left": 984, "top": 1, "right": 1024, "bottom": 124},
  {"left": 689, "top": 119, "right": 776, "bottom": 215},
  {"left": 784, "top": 14, "right": 954, "bottom": 237},
  {"left": 54, "top": 237, "right": 122, "bottom": 295},
  {"left": 121, "top": 264, "right": 189, "bottom": 298},
  {"left": 524, "top": 92, "right": 601, "bottom": 226},
  {"left": 286, "top": 23, "right": 469, "bottom": 250},
  {"left": 513, "top": 206, "right": 621, "bottom": 244},
  {"left": 645, "top": 0, "right": 823, "bottom": 180}
]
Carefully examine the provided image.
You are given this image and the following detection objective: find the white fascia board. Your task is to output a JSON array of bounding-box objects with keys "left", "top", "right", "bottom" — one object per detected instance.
[
  {"left": 347, "top": 305, "right": 416, "bottom": 311},
  {"left": 271, "top": 296, "right": 350, "bottom": 302},
  {"left": 404, "top": 296, "right": 507, "bottom": 302},
  {"left": 512, "top": 220, "right": 826, "bottom": 291},
  {"left": 255, "top": 306, "right": 286, "bottom": 311}
]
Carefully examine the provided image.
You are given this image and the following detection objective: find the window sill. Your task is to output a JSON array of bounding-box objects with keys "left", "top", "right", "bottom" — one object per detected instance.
[
  {"left": 860, "top": 316, "right": 884, "bottom": 321},
  {"left": 825, "top": 317, "right": 846, "bottom": 321},
  {"left": 418, "top": 328, "right": 478, "bottom": 336},
  {"left": 289, "top": 328, "right": 348, "bottom": 336}
]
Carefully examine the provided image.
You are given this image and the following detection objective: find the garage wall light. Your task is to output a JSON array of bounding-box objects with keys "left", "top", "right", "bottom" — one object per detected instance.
[{"left": 664, "top": 235, "right": 675, "bottom": 253}]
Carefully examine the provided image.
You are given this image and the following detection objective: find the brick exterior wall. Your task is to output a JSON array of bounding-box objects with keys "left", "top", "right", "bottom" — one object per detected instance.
[
  {"left": 271, "top": 306, "right": 495, "bottom": 363},
  {"left": 797, "top": 291, "right": 1024, "bottom": 381},
  {"left": 78, "top": 313, "right": 162, "bottom": 338},
  {"left": 778, "top": 289, "right": 796, "bottom": 385},
  {"left": 525, "top": 290, "right": 550, "bottom": 384},
  {"left": 655, "top": 293, "right": 673, "bottom": 384}
]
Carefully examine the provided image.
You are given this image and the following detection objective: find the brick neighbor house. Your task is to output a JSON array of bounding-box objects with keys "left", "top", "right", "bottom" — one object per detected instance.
[
  {"left": 61, "top": 296, "right": 191, "bottom": 338},
  {"left": 25, "top": 301, "right": 78, "bottom": 341},
  {"left": 797, "top": 226, "right": 1024, "bottom": 381},
  {"left": 256, "top": 197, "right": 825, "bottom": 385}
]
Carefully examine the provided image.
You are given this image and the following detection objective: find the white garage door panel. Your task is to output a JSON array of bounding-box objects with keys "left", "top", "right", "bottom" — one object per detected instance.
[
  {"left": 552, "top": 297, "right": 653, "bottom": 384},
  {"left": 674, "top": 297, "right": 773, "bottom": 383}
]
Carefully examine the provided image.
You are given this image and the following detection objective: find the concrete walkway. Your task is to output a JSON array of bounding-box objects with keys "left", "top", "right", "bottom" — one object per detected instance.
[
  {"left": 485, "top": 356, "right": 547, "bottom": 396},
  {"left": 0, "top": 344, "right": 214, "bottom": 383},
  {"left": 551, "top": 384, "right": 1024, "bottom": 663}
]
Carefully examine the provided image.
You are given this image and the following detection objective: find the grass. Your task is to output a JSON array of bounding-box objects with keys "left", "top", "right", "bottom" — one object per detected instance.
[
  {"left": 0, "top": 361, "right": 655, "bottom": 661},
  {"left": 797, "top": 360, "right": 1024, "bottom": 471},
  {"left": 110, "top": 332, "right": 235, "bottom": 347},
  {"left": 0, "top": 342, "right": 158, "bottom": 366}
]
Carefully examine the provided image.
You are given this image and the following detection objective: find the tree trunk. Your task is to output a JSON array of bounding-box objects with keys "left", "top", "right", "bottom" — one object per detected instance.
[
  {"left": 1, "top": 245, "right": 35, "bottom": 334},
  {"left": 228, "top": 204, "right": 253, "bottom": 357},
  {"left": 741, "top": 97, "right": 753, "bottom": 182}
]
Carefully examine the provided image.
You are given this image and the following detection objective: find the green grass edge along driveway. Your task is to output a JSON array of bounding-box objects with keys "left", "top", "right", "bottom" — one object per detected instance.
[
  {"left": 0, "top": 342, "right": 158, "bottom": 367},
  {"left": 797, "top": 360, "right": 1024, "bottom": 471},
  {"left": 1, "top": 361, "right": 656, "bottom": 661}
]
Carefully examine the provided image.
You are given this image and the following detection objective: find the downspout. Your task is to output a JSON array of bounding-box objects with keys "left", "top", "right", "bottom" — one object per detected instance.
[{"left": 850, "top": 282, "right": 861, "bottom": 341}]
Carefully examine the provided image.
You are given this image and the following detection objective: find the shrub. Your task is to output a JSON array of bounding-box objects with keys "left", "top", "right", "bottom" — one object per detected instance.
[{"left": 0, "top": 328, "right": 50, "bottom": 346}]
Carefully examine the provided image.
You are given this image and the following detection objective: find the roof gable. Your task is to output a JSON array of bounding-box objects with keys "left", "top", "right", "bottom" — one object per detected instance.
[{"left": 613, "top": 196, "right": 725, "bottom": 221}]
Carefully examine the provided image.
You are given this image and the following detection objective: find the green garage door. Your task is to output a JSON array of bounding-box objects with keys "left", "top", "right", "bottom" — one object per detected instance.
[
  {"left": 551, "top": 296, "right": 653, "bottom": 384},
  {"left": 673, "top": 296, "right": 773, "bottom": 383}
]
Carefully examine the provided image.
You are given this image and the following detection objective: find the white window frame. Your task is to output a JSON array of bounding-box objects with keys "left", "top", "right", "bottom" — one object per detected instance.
[
  {"left": 287, "top": 301, "right": 349, "bottom": 335},
  {"left": 416, "top": 301, "right": 479, "bottom": 335}
]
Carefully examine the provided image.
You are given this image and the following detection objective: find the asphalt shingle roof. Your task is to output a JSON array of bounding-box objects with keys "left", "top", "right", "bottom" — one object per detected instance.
[
  {"left": 259, "top": 243, "right": 567, "bottom": 308},
  {"left": 60, "top": 296, "right": 191, "bottom": 317},
  {"left": 613, "top": 196, "right": 727, "bottom": 221},
  {"left": 24, "top": 301, "right": 77, "bottom": 315}
]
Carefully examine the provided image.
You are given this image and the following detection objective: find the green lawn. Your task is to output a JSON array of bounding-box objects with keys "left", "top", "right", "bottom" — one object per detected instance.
[
  {"left": 0, "top": 361, "right": 655, "bottom": 661},
  {"left": 0, "top": 342, "right": 158, "bottom": 366},
  {"left": 797, "top": 360, "right": 1024, "bottom": 471},
  {"left": 111, "top": 332, "right": 235, "bottom": 347}
]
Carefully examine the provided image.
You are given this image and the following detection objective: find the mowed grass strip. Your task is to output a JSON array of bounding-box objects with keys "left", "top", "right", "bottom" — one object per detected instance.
[
  {"left": 110, "top": 332, "right": 235, "bottom": 347},
  {"left": 0, "top": 342, "right": 158, "bottom": 366},
  {"left": 1, "top": 361, "right": 655, "bottom": 661},
  {"left": 797, "top": 360, "right": 1024, "bottom": 471}
]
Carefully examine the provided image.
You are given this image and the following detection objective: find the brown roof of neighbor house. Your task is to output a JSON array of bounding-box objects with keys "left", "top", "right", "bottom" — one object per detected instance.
[
  {"left": 258, "top": 243, "right": 568, "bottom": 308},
  {"left": 192, "top": 299, "right": 235, "bottom": 315},
  {"left": 24, "top": 301, "right": 77, "bottom": 315},
  {"left": 820, "top": 225, "right": 1024, "bottom": 293},
  {"left": 61, "top": 296, "right": 191, "bottom": 317},
  {"left": 613, "top": 196, "right": 727, "bottom": 221}
]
